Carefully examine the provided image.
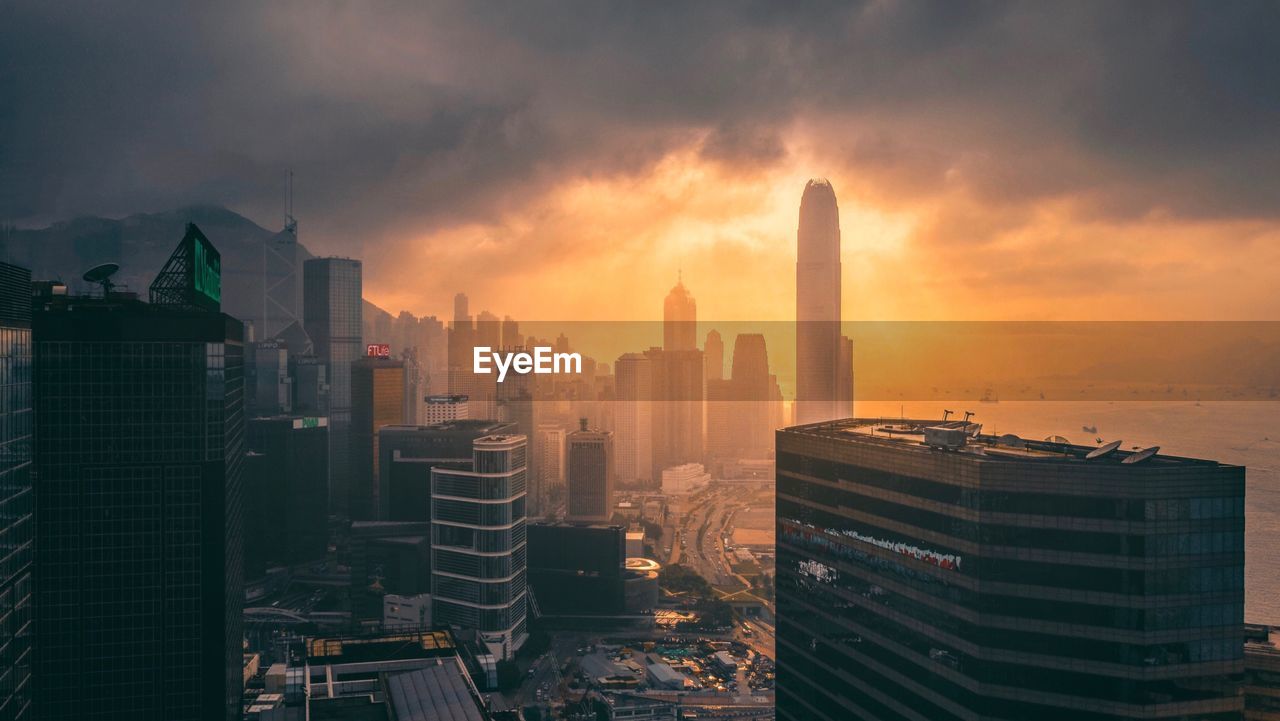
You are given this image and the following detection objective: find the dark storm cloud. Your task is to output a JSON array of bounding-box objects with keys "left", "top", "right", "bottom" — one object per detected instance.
[{"left": 2, "top": 1, "right": 1278, "bottom": 251}]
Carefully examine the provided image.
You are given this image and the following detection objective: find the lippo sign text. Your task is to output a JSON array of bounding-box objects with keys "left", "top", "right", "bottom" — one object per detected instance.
[{"left": 473, "top": 346, "right": 581, "bottom": 382}]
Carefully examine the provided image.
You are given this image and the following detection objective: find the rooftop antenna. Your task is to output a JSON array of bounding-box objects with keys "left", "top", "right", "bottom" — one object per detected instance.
[
  {"left": 284, "top": 169, "right": 298, "bottom": 238},
  {"left": 82, "top": 262, "right": 120, "bottom": 297}
]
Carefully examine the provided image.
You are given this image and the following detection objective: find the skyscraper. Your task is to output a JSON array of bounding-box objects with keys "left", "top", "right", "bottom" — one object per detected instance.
[
  {"left": 533, "top": 424, "right": 567, "bottom": 517},
  {"left": 378, "top": 419, "right": 515, "bottom": 522},
  {"left": 645, "top": 346, "right": 703, "bottom": 477},
  {"left": 795, "top": 178, "right": 852, "bottom": 425},
  {"left": 729, "top": 333, "right": 773, "bottom": 457},
  {"left": 303, "top": 257, "right": 362, "bottom": 516},
  {"left": 32, "top": 225, "right": 244, "bottom": 721},
  {"left": 704, "top": 328, "right": 724, "bottom": 381},
  {"left": 0, "top": 262, "right": 33, "bottom": 721},
  {"left": 614, "top": 352, "right": 653, "bottom": 485},
  {"left": 706, "top": 333, "right": 774, "bottom": 471},
  {"left": 776, "top": 418, "right": 1245, "bottom": 721},
  {"left": 245, "top": 415, "right": 329, "bottom": 568},
  {"left": 350, "top": 355, "right": 406, "bottom": 519},
  {"left": 663, "top": 274, "right": 697, "bottom": 352},
  {"left": 431, "top": 434, "right": 529, "bottom": 660},
  {"left": 566, "top": 419, "right": 615, "bottom": 523}
]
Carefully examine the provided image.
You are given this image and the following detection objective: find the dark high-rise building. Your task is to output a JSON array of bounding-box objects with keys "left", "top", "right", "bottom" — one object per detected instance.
[
  {"left": 776, "top": 418, "right": 1245, "bottom": 721},
  {"left": 0, "top": 262, "right": 33, "bottom": 721},
  {"left": 303, "top": 257, "right": 362, "bottom": 516},
  {"left": 795, "top": 178, "right": 852, "bottom": 425},
  {"left": 431, "top": 434, "right": 529, "bottom": 660},
  {"left": 377, "top": 419, "right": 516, "bottom": 521},
  {"left": 245, "top": 416, "right": 329, "bottom": 570},
  {"left": 527, "top": 523, "right": 625, "bottom": 615},
  {"left": 566, "top": 419, "right": 615, "bottom": 523},
  {"left": 350, "top": 356, "right": 405, "bottom": 520},
  {"left": 246, "top": 339, "right": 290, "bottom": 415},
  {"left": 32, "top": 225, "right": 244, "bottom": 721}
]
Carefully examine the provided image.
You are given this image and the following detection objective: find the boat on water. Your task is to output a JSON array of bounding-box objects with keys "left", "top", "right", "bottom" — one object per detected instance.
[{"left": 979, "top": 388, "right": 999, "bottom": 404}]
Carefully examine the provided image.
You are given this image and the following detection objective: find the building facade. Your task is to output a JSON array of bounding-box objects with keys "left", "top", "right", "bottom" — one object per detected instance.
[
  {"left": 614, "top": 353, "right": 653, "bottom": 485},
  {"left": 794, "top": 178, "right": 852, "bottom": 425},
  {"left": 0, "top": 262, "right": 33, "bottom": 721},
  {"left": 431, "top": 434, "right": 529, "bottom": 660},
  {"left": 567, "top": 420, "right": 615, "bottom": 523},
  {"left": 425, "top": 393, "right": 470, "bottom": 424},
  {"left": 350, "top": 356, "right": 405, "bottom": 519},
  {"left": 302, "top": 257, "right": 362, "bottom": 516},
  {"left": 245, "top": 416, "right": 329, "bottom": 570},
  {"left": 32, "top": 228, "right": 245, "bottom": 721},
  {"left": 776, "top": 418, "right": 1245, "bottom": 721},
  {"left": 378, "top": 420, "right": 515, "bottom": 522}
]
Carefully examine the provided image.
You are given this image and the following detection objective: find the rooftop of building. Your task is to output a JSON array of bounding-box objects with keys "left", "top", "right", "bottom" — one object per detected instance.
[
  {"left": 474, "top": 433, "right": 526, "bottom": 446},
  {"left": 304, "top": 629, "right": 457, "bottom": 665},
  {"left": 384, "top": 661, "right": 486, "bottom": 721},
  {"left": 380, "top": 419, "right": 513, "bottom": 433},
  {"left": 783, "top": 417, "right": 1232, "bottom": 468}
]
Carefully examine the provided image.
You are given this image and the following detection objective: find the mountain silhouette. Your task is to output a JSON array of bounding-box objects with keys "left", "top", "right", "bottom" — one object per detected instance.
[{"left": 4, "top": 205, "right": 313, "bottom": 338}]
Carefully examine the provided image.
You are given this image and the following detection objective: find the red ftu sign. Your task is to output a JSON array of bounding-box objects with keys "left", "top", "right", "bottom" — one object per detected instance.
[{"left": 366, "top": 343, "right": 391, "bottom": 358}]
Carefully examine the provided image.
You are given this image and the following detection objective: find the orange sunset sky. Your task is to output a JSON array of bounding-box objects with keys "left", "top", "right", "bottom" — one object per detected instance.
[{"left": 5, "top": 3, "right": 1279, "bottom": 323}]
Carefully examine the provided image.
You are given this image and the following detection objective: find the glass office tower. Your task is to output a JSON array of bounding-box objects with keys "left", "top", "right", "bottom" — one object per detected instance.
[
  {"left": 32, "top": 227, "right": 244, "bottom": 721},
  {"left": 0, "top": 262, "right": 33, "bottom": 721},
  {"left": 303, "top": 257, "right": 362, "bottom": 517},
  {"left": 777, "top": 418, "right": 1245, "bottom": 721}
]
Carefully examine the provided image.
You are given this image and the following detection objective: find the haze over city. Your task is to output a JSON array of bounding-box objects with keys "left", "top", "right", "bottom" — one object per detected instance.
[{"left": 5, "top": 3, "right": 1280, "bottom": 321}]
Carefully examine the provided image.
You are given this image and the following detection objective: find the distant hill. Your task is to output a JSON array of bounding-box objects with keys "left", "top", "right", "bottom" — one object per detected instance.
[{"left": 4, "top": 205, "right": 313, "bottom": 338}]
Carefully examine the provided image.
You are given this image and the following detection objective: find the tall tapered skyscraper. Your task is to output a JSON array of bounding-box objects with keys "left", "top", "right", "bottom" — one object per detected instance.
[{"left": 795, "top": 178, "right": 850, "bottom": 424}]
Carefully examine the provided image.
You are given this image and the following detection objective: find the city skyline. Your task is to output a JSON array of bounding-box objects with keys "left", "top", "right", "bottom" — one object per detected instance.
[{"left": 3, "top": 4, "right": 1278, "bottom": 719}]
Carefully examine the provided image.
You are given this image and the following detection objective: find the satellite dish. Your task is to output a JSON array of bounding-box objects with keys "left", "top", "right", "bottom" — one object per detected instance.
[
  {"left": 997, "top": 433, "right": 1025, "bottom": 448},
  {"left": 1044, "top": 435, "right": 1071, "bottom": 444},
  {"left": 1086, "top": 439, "right": 1123, "bottom": 460},
  {"left": 82, "top": 262, "right": 120, "bottom": 295},
  {"left": 1122, "top": 446, "right": 1160, "bottom": 464}
]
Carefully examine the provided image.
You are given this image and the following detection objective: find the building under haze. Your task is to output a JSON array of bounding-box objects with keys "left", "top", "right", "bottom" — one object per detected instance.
[
  {"left": 794, "top": 178, "right": 853, "bottom": 425},
  {"left": 425, "top": 393, "right": 470, "bottom": 424},
  {"left": 533, "top": 424, "right": 566, "bottom": 517},
  {"left": 0, "top": 262, "right": 33, "bottom": 721},
  {"left": 663, "top": 273, "right": 697, "bottom": 352},
  {"left": 350, "top": 355, "right": 406, "bottom": 519},
  {"left": 645, "top": 346, "right": 703, "bottom": 480},
  {"left": 430, "top": 434, "right": 529, "bottom": 660},
  {"left": 32, "top": 225, "right": 244, "bottom": 721},
  {"left": 704, "top": 328, "right": 724, "bottom": 382},
  {"left": 303, "top": 257, "right": 362, "bottom": 516},
  {"left": 776, "top": 418, "right": 1245, "bottom": 721},
  {"left": 614, "top": 352, "right": 653, "bottom": 485},
  {"left": 566, "top": 419, "right": 615, "bottom": 523}
]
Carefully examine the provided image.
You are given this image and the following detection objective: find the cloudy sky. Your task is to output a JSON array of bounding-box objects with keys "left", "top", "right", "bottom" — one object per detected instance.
[{"left": 3, "top": 1, "right": 1278, "bottom": 321}]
